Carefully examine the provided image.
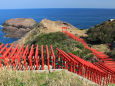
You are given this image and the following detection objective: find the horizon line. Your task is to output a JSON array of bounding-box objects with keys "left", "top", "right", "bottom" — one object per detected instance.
[{"left": 0, "top": 7, "right": 115, "bottom": 10}]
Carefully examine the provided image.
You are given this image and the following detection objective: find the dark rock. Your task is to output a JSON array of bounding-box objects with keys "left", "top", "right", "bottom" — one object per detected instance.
[{"left": 2, "top": 18, "right": 39, "bottom": 38}]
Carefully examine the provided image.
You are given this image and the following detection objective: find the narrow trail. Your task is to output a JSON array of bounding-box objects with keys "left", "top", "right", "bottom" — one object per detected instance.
[{"left": 0, "top": 29, "right": 115, "bottom": 86}]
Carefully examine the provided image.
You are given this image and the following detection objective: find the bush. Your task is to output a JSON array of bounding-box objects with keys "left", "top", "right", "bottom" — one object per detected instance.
[{"left": 75, "top": 43, "right": 84, "bottom": 50}]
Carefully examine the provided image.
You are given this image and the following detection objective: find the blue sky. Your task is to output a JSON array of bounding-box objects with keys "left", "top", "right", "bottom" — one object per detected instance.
[{"left": 0, "top": 0, "right": 115, "bottom": 9}]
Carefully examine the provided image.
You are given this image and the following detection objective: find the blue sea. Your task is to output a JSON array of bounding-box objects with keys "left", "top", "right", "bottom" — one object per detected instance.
[{"left": 0, "top": 8, "right": 115, "bottom": 44}]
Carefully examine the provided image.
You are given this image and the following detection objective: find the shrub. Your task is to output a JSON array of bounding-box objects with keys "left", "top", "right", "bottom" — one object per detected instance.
[{"left": 75, "top": 43, "right": 84, "bottom": 49}]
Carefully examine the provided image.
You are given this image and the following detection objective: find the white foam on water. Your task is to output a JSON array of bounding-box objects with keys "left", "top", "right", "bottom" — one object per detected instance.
[{"left": 0, "top": 25, "right": 3, "bottom": 27}]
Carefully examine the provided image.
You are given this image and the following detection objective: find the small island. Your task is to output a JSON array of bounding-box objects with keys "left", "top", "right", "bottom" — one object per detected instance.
[{"left": 2, "top": 18, "right": 38, "bottom": 38}]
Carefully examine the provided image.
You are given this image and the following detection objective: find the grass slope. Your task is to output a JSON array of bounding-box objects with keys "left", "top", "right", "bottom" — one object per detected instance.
[
  {"left": 0, "top": 70, "right": 98, "bottom": 86},
  {"left": 31, "top": 32, "right": 95, "bottom": 62}
]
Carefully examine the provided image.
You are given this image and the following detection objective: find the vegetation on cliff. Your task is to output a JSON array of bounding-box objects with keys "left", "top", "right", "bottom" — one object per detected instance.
[
  {"left": 86, "top": 20, "right": 115, "bottom": 59},
  {"left": 30, "top": 32, "right": 95, "bottom": 62},
  {"left": 87, "top": 20, "right": 115, "bottom": 44}
]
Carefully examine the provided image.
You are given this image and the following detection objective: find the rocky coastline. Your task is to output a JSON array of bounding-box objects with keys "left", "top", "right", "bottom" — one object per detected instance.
[{"left": 2, "top": 18, "right": 39, "bottom": 38}]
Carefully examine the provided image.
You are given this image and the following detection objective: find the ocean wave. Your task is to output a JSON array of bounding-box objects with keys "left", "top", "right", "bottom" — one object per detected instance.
[{"left": 0, "top": 25, "right": 3, "bottom": 27}]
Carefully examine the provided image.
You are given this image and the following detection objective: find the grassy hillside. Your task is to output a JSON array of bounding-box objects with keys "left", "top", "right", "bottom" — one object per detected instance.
[
  {"left": 30, "top": 32, "right": 95, "bottom": 62},
  {"left": 0, "top": 69, "right": 98, "bottom": 86},
  {"left": 87, "top": 20, "right": 115, "bottom": 44}
]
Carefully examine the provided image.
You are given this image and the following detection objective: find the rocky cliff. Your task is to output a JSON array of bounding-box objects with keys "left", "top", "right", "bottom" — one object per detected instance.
[
  {"left": 13, "top": 19, "right": 87, "bottom": 46},
  {"left": 2, "top": 18, "right": 39, "bottom": 38}
]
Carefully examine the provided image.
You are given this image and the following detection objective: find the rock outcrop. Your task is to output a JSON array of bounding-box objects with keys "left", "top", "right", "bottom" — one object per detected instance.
[
  {"left": 2, "top": 18, "right": 39, "bottom": 38},
  {"left": 40, "top": 19, "right": 87, "bottom": 36},
  {"left": 13, "top": 19, "right": 87, "bottom": 46}
]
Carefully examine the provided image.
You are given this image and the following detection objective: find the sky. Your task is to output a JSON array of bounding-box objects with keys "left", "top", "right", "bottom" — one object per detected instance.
[{"left": 0, "top": 0, "right": 115, "bottom": 9}]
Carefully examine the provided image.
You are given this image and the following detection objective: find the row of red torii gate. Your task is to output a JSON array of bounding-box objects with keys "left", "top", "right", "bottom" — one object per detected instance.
[{"left": 0, "top": 27, "right": 115, "bottom": 86}]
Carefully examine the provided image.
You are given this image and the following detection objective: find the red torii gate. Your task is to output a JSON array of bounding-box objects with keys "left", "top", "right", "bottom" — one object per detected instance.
[
  {"left": 62, "top": 27, "right": 67, "bottom": 32},
  {"left": 56, "top": 48, "right": 110, "bottom": 86},
  {"left": 0, "top": 25, "right": 115, "bottom": 85},
  {"left": 0, "top": 44, "right": 56, "bottom": 71},
  {"left": 0, "top": 43, "right": 114, "bottom": 85},
  {"left": 62, "top": 30, "right": 115, "bottom": 84}
]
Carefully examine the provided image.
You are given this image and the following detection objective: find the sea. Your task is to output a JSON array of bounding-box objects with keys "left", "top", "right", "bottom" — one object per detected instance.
[{"left": 0, "top": 8, "right": 115, "bottom": 44}]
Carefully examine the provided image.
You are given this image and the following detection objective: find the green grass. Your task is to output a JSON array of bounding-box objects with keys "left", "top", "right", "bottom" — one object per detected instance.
[
  {"left": 0, "top": 70, "right": 98, "bottom": 86},
  {"left": 109, "top": 83, "right": 115, "bottom": 86},
  {"left": 31, "top": 32, "right": 96, "bottom": 62}
]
